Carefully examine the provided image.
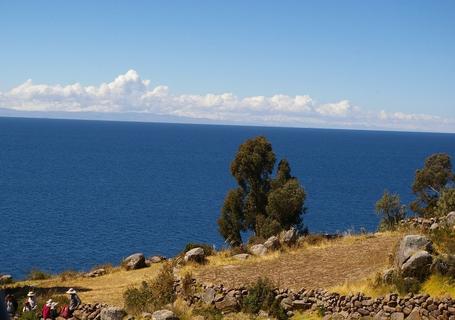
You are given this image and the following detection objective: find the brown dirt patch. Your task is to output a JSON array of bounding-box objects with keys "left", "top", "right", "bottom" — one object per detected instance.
[{"left": 193, "top": 233, "right": 401, "bottom": 290}]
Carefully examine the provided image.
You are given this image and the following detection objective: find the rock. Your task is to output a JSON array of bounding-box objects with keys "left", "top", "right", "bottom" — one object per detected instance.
[
  {"left": 396, "top": 235, "right": 432, "bottom": 267},
  {"left": 100, "top": 307, "right": 126, "bottom": 320},
  {"left": 391, "top": 312, "right": 405, "bottom": 320},
  {"left": 123, "top": 253, "right": 147, "bottom": 270},
  {"left": 264, "top": 236, "right": 281, "bottom": 250},
  {"left": 142, "top": 312, "right": 153, "bottom": 319},
  {"left": 406, "top": 307, "right": 422, "bottom": 320},
  {"left": 232, "top": 253, "right": 251, "bottom": 260},
  {"left": 214, "top": 291, "right": 239, "bottom": 313},
  {"left": 401, "top": 250, "right": 433, "bottom": 280},
  {"left": 447, "top": 212, "right": 455, "bottom": 228},
  {"left": 281, "top": 227, "right": 299, "bottom": 246},
  {"left": 430, "top": 223, "right": 439, "bottom": 231},
  {"left": 151, "top": 310, "right": 179, "bottom": 320},
  {"left": 280, "top": 297, "right": 293, "bottom": 311},
  {"left": 85, "top": 268, "right": 106, "bottom": 278},
  {"left": 202, "top": 287, "right": 216, "bottom": 304},
  {"left": 292, "top": 300, "right": 313, "bottom": 310},
  {"left": 250, "top": 244, "right": 268, "bottom": 256},
  {"left": 149, "top": 256, "right": 166, "bottom": 263},
  {"left": 0, "top": 274, "right": 13, "bottom": 283},
  {"left": 184, "top": 247, "right": 205, "bottom": 263}
]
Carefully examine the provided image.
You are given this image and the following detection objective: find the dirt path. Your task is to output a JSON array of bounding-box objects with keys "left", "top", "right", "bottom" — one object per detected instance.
[{"left": 193, "top": 233, "right": 400, "bottom": 290}]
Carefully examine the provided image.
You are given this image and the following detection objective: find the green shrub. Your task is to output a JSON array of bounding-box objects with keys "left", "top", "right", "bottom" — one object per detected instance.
[
  {"left": 435, "top": 188, "right": 455, "bottom": 217},
  {"left": 242, "top": 277, "right": 287, "bottom": 320},
  {"left": 432, "top": 255, "right": 455, "bottom": 279},
  {"left": 373, "top": 270, "right": 421, "bottom": 294},
  {"left": 19, "top": 312, "right": 39, "bottom": 320},
  {"left": 27, "top": 269, "right": 51, "bottom": 280},
  {"left": 123, "top": 262, "right": 176, "bottom": 314},
  {"left": 430, "top": 226, "right": 455, "bottom": 255},
  {"left": 182, "top": 243, "right": 215, "bottom": 256}
]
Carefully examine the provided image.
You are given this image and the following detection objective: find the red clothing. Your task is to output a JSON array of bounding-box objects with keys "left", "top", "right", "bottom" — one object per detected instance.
[{"left": 42, "top": 304, "right": 51, "bottom": 319}]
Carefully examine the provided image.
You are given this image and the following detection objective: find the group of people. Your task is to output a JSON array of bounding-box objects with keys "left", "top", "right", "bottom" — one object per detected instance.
[{"left": 4, "top": 288, "right": 81, "bottom": 320}]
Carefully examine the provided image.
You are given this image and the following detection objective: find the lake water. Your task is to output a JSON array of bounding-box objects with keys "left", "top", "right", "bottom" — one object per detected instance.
[{"left": 1, "top": 117, "right": 454, "bottom": 278}]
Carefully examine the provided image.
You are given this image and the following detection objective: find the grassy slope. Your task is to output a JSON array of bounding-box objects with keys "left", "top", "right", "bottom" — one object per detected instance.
[{"left": 5, "top": 231, "right": 454, "bottom": 310}]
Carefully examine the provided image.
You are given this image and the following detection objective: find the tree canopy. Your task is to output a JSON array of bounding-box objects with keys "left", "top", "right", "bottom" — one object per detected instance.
[
  {"left": 411, "top": 153, "right": 454, "bottom": 217},
  {"left": 218, "top": 136, "right": 306, "bottom": 245}
]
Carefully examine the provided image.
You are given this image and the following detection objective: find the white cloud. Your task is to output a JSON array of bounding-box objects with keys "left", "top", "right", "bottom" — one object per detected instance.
[{"left": 0, "top": 69, "right": 454, "bottom": 132}]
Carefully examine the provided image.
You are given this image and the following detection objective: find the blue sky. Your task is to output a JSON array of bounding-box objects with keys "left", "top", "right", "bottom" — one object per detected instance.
[{"left": 0, "top": 1, "right": 454, "bottom": 132}]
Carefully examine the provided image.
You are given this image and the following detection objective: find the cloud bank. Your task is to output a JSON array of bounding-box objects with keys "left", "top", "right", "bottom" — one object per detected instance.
[{"left": 0, "top": 70, "right": 453, "bottom": 132}]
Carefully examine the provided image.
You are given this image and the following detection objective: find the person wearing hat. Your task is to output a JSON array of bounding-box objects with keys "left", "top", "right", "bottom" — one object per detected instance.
[
  {"left": 5, "top": 294, "right": 18, "bottom": 318},
  {"left": 42, "top": 299, "right": 52, "bottom": 319},
  {"left": 50, "top": 301, "right": 59, "bottom": 320},
  {"left": 22, "top": 291, "right": 37, "bottom": 312},
  {"left": 66, "top": 288, "right": 81, "bottom": 316}
]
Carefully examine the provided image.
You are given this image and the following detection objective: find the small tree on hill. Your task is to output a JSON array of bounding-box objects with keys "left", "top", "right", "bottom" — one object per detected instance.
[
  {"left": 411, "top": 153, "right": 454, "bottom": 217},
  {"left": 218, "top": 136, "right": 306, "bottom": 245},
  {"left": 375, "top": 190, "right": 406, "bottom": 230}
]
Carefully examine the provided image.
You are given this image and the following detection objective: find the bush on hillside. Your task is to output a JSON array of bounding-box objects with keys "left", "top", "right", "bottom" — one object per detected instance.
[
  {"left": 375, "top": 190, "right": 406, "bottom": 231},
  {"left": 242, "top": 277, "right": 288, "bottom": 320},
  {"left": 435, "top": 188, "right": 455, "bottom": 217},
  {"left": 123, "top": 262, "right": 175, "bottom": 314},
  {"left": 27, "top": 269, "right": 51, "bottom": 280},
  {"left": 430, "top": 226, "right": 455, "bottom": 255}
]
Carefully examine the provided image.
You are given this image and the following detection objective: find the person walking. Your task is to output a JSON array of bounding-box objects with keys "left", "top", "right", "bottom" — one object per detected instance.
[{"left": 22, "top": 291, "right": 37, "bottom": 312}]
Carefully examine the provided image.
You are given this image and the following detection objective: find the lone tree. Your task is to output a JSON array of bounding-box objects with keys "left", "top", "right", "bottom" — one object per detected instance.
[
  {"left": 411, "top": 153, "right": 454, "bottom": 217},
  {"left": 218, "top": 136, "right": 306, "bottom": 246},
  {"left": 375, "top": 190, "right": 406, "bottom": 230}
]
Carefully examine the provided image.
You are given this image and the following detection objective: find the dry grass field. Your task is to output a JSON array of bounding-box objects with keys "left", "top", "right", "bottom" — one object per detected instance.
[
  {"left": 189, "top": 232, "right": 401, "bottom": 290},
  {"left": 4, "top": 232, "right": 409, "bottom": 307}
]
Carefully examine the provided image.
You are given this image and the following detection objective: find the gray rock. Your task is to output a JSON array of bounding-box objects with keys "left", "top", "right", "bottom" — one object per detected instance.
[
  {"left": 123, "top": 253, "right": 147, "bottom": 270},
  {"left": 401, "top": 250, "right": 433, "bottom": 280},
  {"left": 447, "top": 212, "right": 455, "bottom": 228},
  {"left": 382, "top": 268, "right": 397, "bottom": 284},
  {"left": 202, "top": 287, "right": 216, "bottom": 304},
  {"left": 391, "top": 312, "right": 404, "bottom": 320},
  {"left": 264, "top": 236, "right": 281, "bottom": 250},
  {"left": 281, "top": 227, "right": 299, "bottom": 246},
  {"left": 250, "top": 244, "right": 268, "bottom": 256},
  {"left": 232, "top": 253, "right": 251, "bottom": 260},
  {"left": 292, "top": 300, "right": 312, "bottom": 310},
  {"left": 214, "top": 291, "right": 239, "bottom": 313},
  {"left": 152, "top": 310, "right": 179, "bottom": 320},
  {"left": 184, "top": 247, "right": 205, "bottom": 263},
  {"left": 0, "top": 274, "right": 13, "bottom": 283},
  {"left": 406, "top": 307, "right": 422, "bottom": 320},
  {"left": 149, "top": 256, "right": 166, "bottom": 264},
  {"left": 100, "top": 307, "right": 126, "bottom": 320},
  {"left": 430, "top": 223, "right": 439, "bottom": 231},
  {"left": 85, "top": 268, "right": 106, "bottom": 278},
  {"left": 142, "top": 312, "right": 153, "bottom": 319},
  {"left": 395, "top": 235, "right": 432, "bottom": 267}
]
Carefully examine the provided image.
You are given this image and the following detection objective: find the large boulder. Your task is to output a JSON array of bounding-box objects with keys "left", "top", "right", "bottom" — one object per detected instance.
[
  {"left": 100, "top": 307, "right": 126, "bottom": 320},
  {"left": 152, "top": 309, "right": 179, "bottom": 320},
  {"left": 264, "top": 236, "right": 281, "bottom": 250},
  {"left": 123, "top": 253, "right": 147, "bottom": 270},
  {"left": 250, "top": 244, "right": 268, "bottom": 256},
  {"left": 184, "top": 247, "right": 205, "bottom": 263},
  {"left": 395, "top": 235, "right": 432, "bottom": 267},
  {"left": 401, "top": 250, "right": 433, "bottom": 280},
  {"left": 280, "top": 228, "right": 299, "bottom": 246}
]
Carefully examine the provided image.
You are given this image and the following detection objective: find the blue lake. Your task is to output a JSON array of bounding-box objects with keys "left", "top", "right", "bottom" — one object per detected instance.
[{"left": 0, "top": 117, "right": 454, "bottom": 278}]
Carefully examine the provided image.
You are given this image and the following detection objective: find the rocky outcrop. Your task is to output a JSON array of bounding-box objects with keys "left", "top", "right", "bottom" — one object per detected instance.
[
  {"left": 122, "top": 253, "right": 147, "bottom": 270},
  {"left": 184, "top": 247, "right": 205, "bottom": 263},
  {"left": 100, "top": 306, "right": 125, "bottom": 320},
  {"left": 152, "top": 309, "right": 179, "bottom": 320},
  {"left": 280, "top": 227, "right": 299, "bottom": 246},
  {"left": 395, "top": 235, "right": 433, "bottom": 281},
  {"left": 148, "top": 256, "right": 166, "bottom": 264}
]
